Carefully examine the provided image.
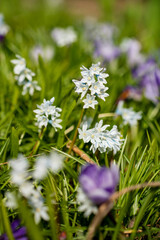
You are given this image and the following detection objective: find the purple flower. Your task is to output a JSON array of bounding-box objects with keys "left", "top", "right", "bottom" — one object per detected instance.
[
  {"left": 132, "top": 59, "right": 160, "bottom": 103},
  {"left": 79, "top": 164, "right": 119, "bottom": 205},
  {"left": 94, "top": 40, "right": 121, "bottom": 62},
  {"left": 0, "top": 219, "right": 28, "bottom": 240}
]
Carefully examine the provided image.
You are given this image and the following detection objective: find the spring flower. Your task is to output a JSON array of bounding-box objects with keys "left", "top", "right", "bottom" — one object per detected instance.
[
  {"left": 77, "top": 187, "right": 98, "bottom": 217},
  {"left": 73, "top": 62, "right": 109, "bottom": 108},
  {"left": 51, "top": 27, "right": 77, "bottom": 47},
  {"left": 120, "top": 38, "right": 145, "bottom": 67},
  {"left": 77, "top": 163, "right": 119, "bottom": 216},
  {"left": 82, "top": 94, "right": 98, "bottom": 109},
  {"left": 33, "top": 152, "right": 64, "bottom": 180},
  {"left": 133, "top": 59, "right": 160, "bottom": 103},
  {"left": 5, "top": 192, "right": 18, "bottom": 209},
  {"left": 9, "top": 155, "right": 29, "bottom": 185},
  {"left": 11, "top": 55, "right": 41, "bottom": 96},
  {"left": 116, "top": 101, "right": 142, "bottom": 126},
  {"left": 94, "top": 41, "right": 121, "bottom": 62},
  {"left": 22, "top": 80, "right": 41, "bottom": 96},
  {"left": 0, "top": 219, "right": 28, "bottom": 240},
  {"left": 30, "top": 45, "right": 54, "bottom": 62},
  {"left": 78, "top": 120, "right": 123, "bottom": 154},
  {"left": 34, "top": 97, "right": 62, "bottom": 130},
  {"left": 33, "top": 201, "right": 49, "bottom": 224},
  {"left": 11, "top": 55, "right": 26, "bottom": 75},
  {"left": 0, "top": 13, "right": 9, "bottom": 42}
]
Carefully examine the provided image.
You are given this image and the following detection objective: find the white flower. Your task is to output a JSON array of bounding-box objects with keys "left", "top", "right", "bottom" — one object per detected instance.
[
  {"left": 77, "top": 187, "right": 98, "bottom": 217},
  {"left": 22, "top": 80, "right": 41, "bottom": 96},
  {"left": 34, "top": 97, "right": 62, "bottom": 130},
  {"left": 73, "top": 62, "right": 109, "bottom": 108},
  {"left": 72, "top": 80, "right": 89, "bottom": 99},
  {"left": 51, "top": 27, "right": 77, "bottom": 47},
  {"left": 89, "top": 62, "right": 103, "bottom": 75},
  {"left": 33, "top": 201, "right": 49, "bottom": 224},
  {"left": 16, "top": 68, "right": 35, "bottom": 84},
  {"left": 30, "top": 45, "right": 54, "bottom": 62},
  {"left": 116, "top": 101, "right": 142, "bottom": 126},
  {"left": 83, "top": 94, "right": 98, "bottom": 109},
  {"left": 5, "top": 192, "right": 18, "bottom": 209},
  {"left": 33, "top": 152, "right": 64, "bottom": 180},
  {"left": 33, "top": 156, "right": 48, "bottom": 180},
  {"left": 19, "top": 182, "right": 34, "bottom": 198},
  {"left": 0, "top": 14, "right": 9, "bottom": 37},
  {"left": 78, "top": 123, "right": 90, "bottom": 142},
  {"left": 11, "top": 55, "right": 26, "bottom": 75},
  {"left": 79, "top": 120, "right": 123, "bottom": 154}
]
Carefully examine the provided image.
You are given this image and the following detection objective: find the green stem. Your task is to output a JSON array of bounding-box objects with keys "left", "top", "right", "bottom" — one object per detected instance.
[
  {"left": 66, "top": 108, "right": 84, "bottom": 161},
  {"left": 0, "top": 195, "right": 14, "bottom": 240},
  {"left": 29, "top": 127, "right": 46, "bottom": 156}
]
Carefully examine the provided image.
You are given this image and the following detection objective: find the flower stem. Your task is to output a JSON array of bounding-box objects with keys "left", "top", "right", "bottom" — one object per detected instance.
[
  {"left": 66, "top": 108, "right": 84, "bottom": 161},
  {"left": 29, "top": 126, "right": 46, "bottom": 156},
  {"left": 86, "top": 181, "right": 160, "bottom": 240}
]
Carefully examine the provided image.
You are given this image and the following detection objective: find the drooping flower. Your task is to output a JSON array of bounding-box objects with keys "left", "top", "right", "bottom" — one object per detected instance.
[
  {"left": 34, "top": 97, "right": 62, "bottom": 130},
  {"left": 51, "top": 27, "right": 77, "bottom": 47},
  {"left": 78, "top": 120, "right": 123, "bottom": 154},
  {"left": 0, "top": 219, "right": 28, "bottom": 240},
  {"left": 73, "top": 62, "right": 109, "bottom": 109},
  {"left": 0, "top": 13, "right": 9, "bottom": 42},
  {"left": 77, "top": 163, "right": 119, "bottom": 216},
  {"left": 116, "top": 101, "right": 142, "bottom": 126}
]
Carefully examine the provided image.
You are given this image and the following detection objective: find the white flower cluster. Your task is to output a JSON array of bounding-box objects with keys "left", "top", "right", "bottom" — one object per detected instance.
[
  {"left": 8, "top": 154, "right": 49, "bottom": 224},
  {"left": 33, "top": 152, "right": 64, "bottom": 180},
  {"left": 11, "top": 55, "right": 41, "bottom": 95},
  {"left": 7, "top": 152, "right": 64, "bottom": 224},
  {"left": 116, "top": 101, "right": 142, "bottom": 126},
  {"left": 78, "top": 120, "right": 123, "bottom": 154},
  {"left": 77, "top": 187, "right": 98, "bottom": 217},
  {"left": 0, "top": 13, "right": 9, "bottom": 37},
  {"left": 73, "top": 62, "right": 109, "bottom": 109},
  {"left": 34, "top": 97, "right": 62, "bottom": 130},
  {"left": 51, "top": 27, "right": 77, "bottom": 47}
]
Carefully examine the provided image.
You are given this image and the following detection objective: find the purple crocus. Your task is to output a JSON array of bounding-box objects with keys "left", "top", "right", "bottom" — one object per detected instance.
[
  {"left": 79, "top": 164, "right": 119, "bottom": 205},
  {"left": 0, "top": 219, "right": 28, "bottom": 240},
  {"left": 0, "top": 14, "right": 9, "bottom": 43}
]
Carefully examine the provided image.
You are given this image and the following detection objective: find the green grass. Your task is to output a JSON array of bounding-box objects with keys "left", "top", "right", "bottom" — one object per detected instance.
[{"left": 0, "top": 0, "right": 160, "bottom": 239}]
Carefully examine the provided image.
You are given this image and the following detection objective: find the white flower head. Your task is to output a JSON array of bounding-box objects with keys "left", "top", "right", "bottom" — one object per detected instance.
[
  {"left": 73, "top": 62, "right": 109, "bottom": 109},
  {"left": 5, "top": 191, "right": 18, "bottom": 209},
  {"left": 51, "top": 27, "right": 77, "bottom": 47},
  {"left": 11, "top": 55, "right": 26, "bottom": 75},
  {"left": 77, "top": 187, "right": 98, "bottom": 217},
  {"left": 0, "top": 13, "right": 10, "bottom": 37},
  {"left": 83, "top": 94, "right": 98, "bottom": 109},
  {"left": 79, "top": 120, "right": 123, "bottom": 154},
  {"left": 116, "top": 101, "right": 142, "bottom": 126},
  {"left": 32, "top": 200, "right": 49, "bottom": 224},
  {"left": 33, "top": 152, "right": 64, "bottom": 180},
  {"left": 34, "top": 97, "right": 62, "bottom": 130},
  {"left": 22, "top": 80, "right": 41, "bottom": 96}
]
